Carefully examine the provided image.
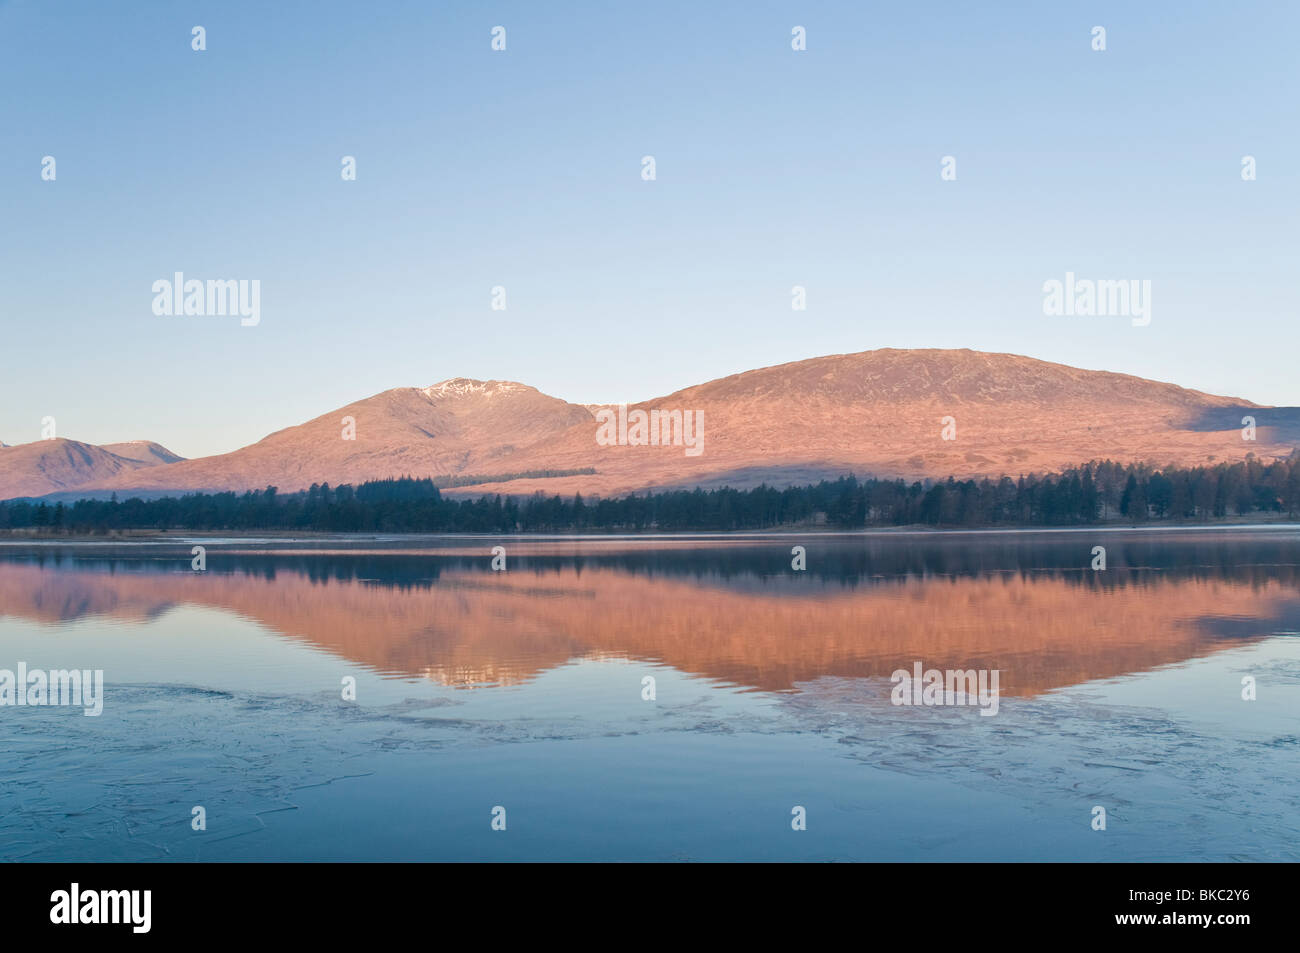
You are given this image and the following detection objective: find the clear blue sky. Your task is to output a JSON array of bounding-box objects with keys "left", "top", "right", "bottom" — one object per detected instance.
[{"left": 2, "top": 0, "right": 1295, "bottom": 458}]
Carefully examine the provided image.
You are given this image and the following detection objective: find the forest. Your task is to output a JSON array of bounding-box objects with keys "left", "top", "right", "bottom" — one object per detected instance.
[{"left": 2, "top": 456, "right": 1298, "bottom": 534}]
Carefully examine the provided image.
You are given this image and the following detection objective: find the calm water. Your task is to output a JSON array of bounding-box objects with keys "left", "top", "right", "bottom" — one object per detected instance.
[{"left": 1, "top": 528, "right": 1297, "bottom": 862}]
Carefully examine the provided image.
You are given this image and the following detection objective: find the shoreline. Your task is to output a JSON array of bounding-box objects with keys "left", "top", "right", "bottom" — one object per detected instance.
[{"left": 1, "top": 518, "right": 1298, "bottom": 544}]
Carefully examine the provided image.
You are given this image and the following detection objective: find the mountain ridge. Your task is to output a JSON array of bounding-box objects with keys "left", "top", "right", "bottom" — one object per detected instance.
[
  {"left": 3, "top": 349, "right": 1296, "bottom": 502},
  {"left": 0, "top": 438, "right": 186, "bottom": 500}
]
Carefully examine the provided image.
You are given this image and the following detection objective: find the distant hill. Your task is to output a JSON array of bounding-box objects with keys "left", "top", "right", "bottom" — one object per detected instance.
[
  {"left": 4, "top": 349, "right": 1298, "bottom": 501},
  {"left": 40, "top": 380, "right": 594, "bottom": 500},
  {"left": 0, "top": 438, "right": 185, "bottom": 499},
  {"left": 99, "top": 441, "right": 187, "bottom": 467}
]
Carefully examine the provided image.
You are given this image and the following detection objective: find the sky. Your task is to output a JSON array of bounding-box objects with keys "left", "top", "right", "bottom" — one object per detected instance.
[{"left": 1, "top": 0, "right": 1296, "bottom": 459}]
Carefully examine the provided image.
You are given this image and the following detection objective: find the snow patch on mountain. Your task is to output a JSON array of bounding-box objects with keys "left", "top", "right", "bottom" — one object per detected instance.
[{"left": 420, "top": 379, "right": 529, "bottom": 401}]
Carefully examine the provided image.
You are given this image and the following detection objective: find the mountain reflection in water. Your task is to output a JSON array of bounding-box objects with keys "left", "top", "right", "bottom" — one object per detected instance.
[{"left": 3, "top": 531, "right": 1297, "bottom": 697}]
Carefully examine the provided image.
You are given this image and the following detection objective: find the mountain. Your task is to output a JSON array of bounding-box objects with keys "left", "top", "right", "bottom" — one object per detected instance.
[
  {"left": 99, "top": 441, "right": 186, "bottom": 467},
  {"left": 436, "top": 348, "right": 1300, "bottom": 498},
  {"left": 44, "top": 379, "right": 594, "bottom": 499},
  {"left": 0, "top": 438, "right": 185, "bottom": 500},
  {"left": 6, "top": 349, "right": 1300, "bottom": 502}
]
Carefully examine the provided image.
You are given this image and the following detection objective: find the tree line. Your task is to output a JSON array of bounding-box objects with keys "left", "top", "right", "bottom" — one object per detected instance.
[{"left": 2, "top": 457, "right": 1299, "bottom": 534}]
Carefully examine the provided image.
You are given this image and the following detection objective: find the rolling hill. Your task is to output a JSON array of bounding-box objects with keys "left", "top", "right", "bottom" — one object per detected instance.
[
  {"left": 0, "top": 439, "right": 186, "bottom": 500},
  {"left": 4, "top": 349, "right": 1298, "bottom": 501}
]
